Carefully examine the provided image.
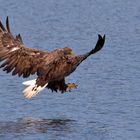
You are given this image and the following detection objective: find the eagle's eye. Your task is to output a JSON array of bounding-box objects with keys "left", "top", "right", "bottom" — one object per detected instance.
[{"left": 63, "top": 47, "right": 74, "bottom": 55}]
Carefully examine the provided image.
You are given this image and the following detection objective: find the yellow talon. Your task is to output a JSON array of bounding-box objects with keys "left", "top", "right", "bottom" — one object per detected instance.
[{"left": 67, "top": 83, "right": 77, "bottom": 91}]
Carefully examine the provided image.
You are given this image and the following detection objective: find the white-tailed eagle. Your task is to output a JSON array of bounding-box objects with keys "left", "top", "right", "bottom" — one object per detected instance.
[{"left": 0, "top": 17, "right": 105, "bottom": 99}]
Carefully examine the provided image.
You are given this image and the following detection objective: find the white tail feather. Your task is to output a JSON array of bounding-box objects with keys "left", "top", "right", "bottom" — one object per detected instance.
[
  {"left": 22, "top": 79, "right": 36, "bottom": 86},
  {"left": 22, "top": 79, "right": 48, "bottom": 99}
]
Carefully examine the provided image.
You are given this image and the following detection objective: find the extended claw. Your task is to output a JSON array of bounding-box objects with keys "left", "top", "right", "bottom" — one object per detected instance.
[{"left": 67, "top": 83, "right": 77, "bottom": 91}]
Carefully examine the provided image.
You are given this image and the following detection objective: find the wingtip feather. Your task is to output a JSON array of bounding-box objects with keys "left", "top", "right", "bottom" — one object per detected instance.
[{"left": 6, "top": 16, "right": 10, "bottom": 33}]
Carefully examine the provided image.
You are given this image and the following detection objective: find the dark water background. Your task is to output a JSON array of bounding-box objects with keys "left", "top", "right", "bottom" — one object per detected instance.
[{"left": 0, "top": 0, "right": 140, "bottom": 139}]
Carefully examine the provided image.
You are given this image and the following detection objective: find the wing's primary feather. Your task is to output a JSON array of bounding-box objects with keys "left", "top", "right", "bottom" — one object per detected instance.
[{"left": 6, "top": 16, "right": 10, "bottom": 33}]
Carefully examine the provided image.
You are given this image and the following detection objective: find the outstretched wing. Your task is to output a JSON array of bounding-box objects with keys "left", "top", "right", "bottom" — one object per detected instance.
[{"left": 0, "top": 17, "right": 51, "bottom": 78}]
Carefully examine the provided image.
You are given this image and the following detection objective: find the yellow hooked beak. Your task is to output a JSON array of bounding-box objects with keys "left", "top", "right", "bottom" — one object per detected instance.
[{"left": 71, "top": 51, "right": 75, "bottom": 56}]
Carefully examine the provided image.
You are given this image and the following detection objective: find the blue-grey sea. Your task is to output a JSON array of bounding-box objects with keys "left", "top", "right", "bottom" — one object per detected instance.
[{"left": 0, "top": 0, "right": 140, "bottom": 139}]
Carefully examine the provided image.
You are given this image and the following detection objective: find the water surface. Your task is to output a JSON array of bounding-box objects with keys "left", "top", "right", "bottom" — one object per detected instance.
[{"left": 0, "top": 0, "right": 140, "bottom": 139}]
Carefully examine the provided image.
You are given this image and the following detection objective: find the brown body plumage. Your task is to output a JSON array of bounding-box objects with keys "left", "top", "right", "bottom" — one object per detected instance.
[{"left": 0, "top": 17, "right": 105, "bottom": 99}]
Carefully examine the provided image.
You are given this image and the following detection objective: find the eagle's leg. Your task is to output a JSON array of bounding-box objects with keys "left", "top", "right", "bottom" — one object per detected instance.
[
  {"left": 66, "top": 83, "right": 77, "bottom": 91},
  {"left": 47, "top": 80, "right": 77, "bottom": 93}
]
